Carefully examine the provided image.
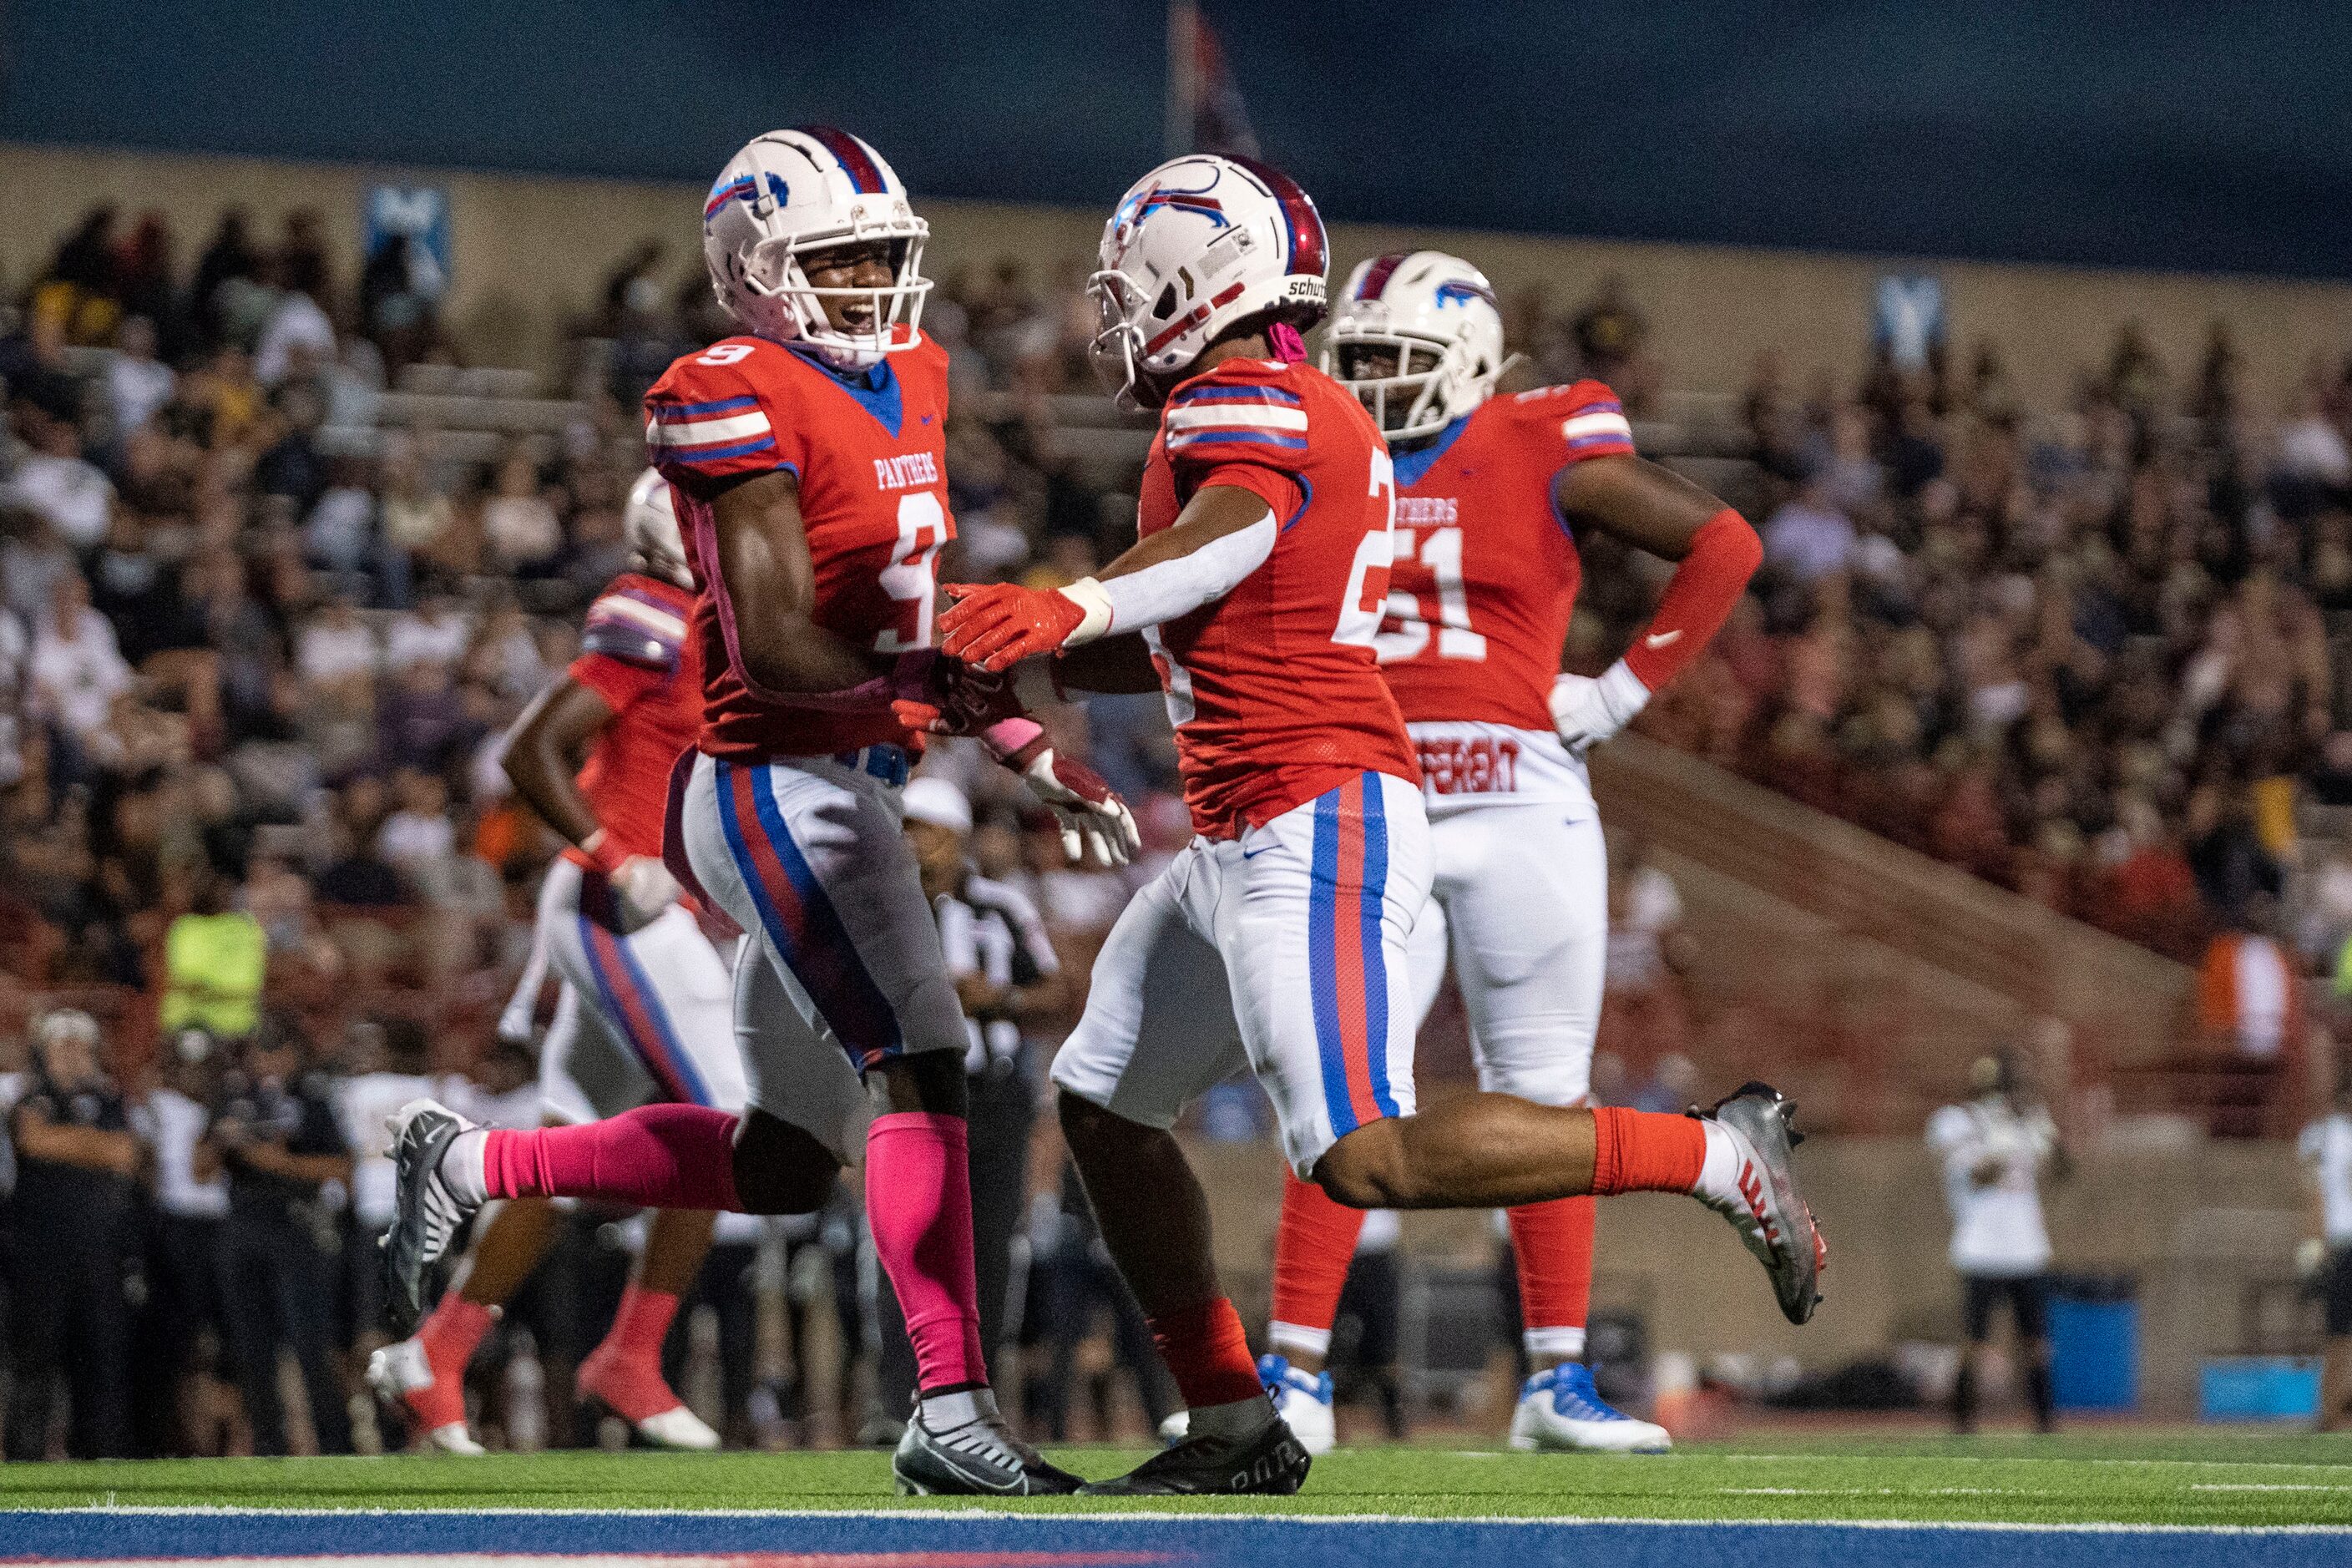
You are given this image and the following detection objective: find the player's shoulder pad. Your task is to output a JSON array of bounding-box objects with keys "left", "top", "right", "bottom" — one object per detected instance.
[
  {"left": 1162, "top": 357, "right": 1310, "bottom": 467},
  {"left": 644, "top": 338, "right": 792, "bottom": 476},
  {"left": 1506, "top": 377, "right": 1635, "bottom": 458},
  {"left": 579, "top": 573, "right": 690, "bottom": 672}
]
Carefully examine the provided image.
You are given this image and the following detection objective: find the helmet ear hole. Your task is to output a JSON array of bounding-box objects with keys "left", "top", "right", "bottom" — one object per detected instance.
[{"left": 1152, "top": 283, "right": 1178, "bottom": 321}]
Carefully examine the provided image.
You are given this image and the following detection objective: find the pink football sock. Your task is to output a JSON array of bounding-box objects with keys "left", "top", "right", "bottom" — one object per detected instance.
[
  {"left": 482, "top": 1105, "right": 743, "bottom": 1211},
  {"left": 865, "top": 1110, "right": 987, "bottom": 1393}
]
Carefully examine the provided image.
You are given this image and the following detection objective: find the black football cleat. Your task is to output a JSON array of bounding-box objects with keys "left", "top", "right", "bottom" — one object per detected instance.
[
  {"left": 379, "top": 1099, "right": 480, "bottom": 1335},
  {"left": 1078, "top": 1414, "right": 1311, "bottom": 1495},
  {"left": 1696, "top": 1082, "right": 1827, "bottom": 1325},
  {"left": 892, "top": 1393, "right": 1084, "bottom": 1495}
]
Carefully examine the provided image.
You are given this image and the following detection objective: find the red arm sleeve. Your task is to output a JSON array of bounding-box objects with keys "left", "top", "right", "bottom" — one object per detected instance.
[{"left": 1620, "top": 507, "right": 1763, "bottom": 690}]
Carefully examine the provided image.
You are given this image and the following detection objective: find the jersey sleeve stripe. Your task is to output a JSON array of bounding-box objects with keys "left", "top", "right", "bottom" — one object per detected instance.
[
  {"left": 653, "top": 395, "right": 761, "bottom": 418},
  {"left": 656, "top": 435, "right": 779, "bottom": 466},
  {"left": 1166, "top": 429, "right": 1310, "bottom": 453},
  {"left": 1171, "top": 386, "right": 1303, "bottom": 407},
  {"left": 1562, "top": 410, "right": 1634, "bottom": 444},
  {"left": 646, "top": 409, "right": 774, "bottom": 447},
  {"left": 589, "top": 594, "right": 689, "bottom": 644},
  {"left": 1166, "top": 404, "right": 1309, "bottom": 433}
]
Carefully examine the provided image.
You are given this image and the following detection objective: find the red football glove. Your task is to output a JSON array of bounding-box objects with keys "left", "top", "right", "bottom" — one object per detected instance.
[
  {"left": 938, "top": 580, "right": 1106, "bottom": 672},
  {"left": 890, "top": 654, "right": 1025, "bottom": 741},
  {"left": 999, "top": 735, "right": 1141, "bottom": 870}
]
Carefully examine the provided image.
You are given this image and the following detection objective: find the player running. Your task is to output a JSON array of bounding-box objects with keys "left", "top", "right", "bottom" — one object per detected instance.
[
  {"left": 380, "top": 128, "right": 1133, "bottom": 1495},
  {"left": 1252, "top": 251, "right": 1763, "bottom": 1456},
  {"left": 933, "top": 154, "right": 1824, "bottom": 1496},
  {"left": 367, "top": 471, "right": 753, "bottom": 1454}
]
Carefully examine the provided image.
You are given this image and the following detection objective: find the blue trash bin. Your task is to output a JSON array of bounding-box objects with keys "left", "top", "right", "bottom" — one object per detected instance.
[{"left": 2047, "top": 1275, "right": 2138, "bottom": 1412}]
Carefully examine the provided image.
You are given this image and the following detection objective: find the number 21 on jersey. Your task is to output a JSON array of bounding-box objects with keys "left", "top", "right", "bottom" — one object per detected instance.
[{"left": 1334, "top": 449, "right": 1396, "bottom": 647}]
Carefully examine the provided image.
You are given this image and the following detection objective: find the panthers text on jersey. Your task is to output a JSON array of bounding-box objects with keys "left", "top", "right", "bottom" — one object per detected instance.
[
  {"left": 565, "top": 572, "right": 703, "bottom": 863},
  {"left": 1375, "top": 380, "right": 1634, "bottom": 739},
  {"left": 642, "top": 333, "right": 954, "bottom": 761},
  {"left": 1138, "top": 356, "right": 1418, "bottom": 837}
]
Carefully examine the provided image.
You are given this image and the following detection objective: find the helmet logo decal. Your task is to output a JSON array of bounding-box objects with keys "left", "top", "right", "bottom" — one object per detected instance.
[
  {"left": 704, "top": 175, "right": 756, "bottom": 220},
  {"left": 1434, "top": 279, "right": 1498, "bottom": 310}
]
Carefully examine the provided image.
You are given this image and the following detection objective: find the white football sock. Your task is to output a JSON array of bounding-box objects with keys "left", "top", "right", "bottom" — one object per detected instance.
[
  {"left": 441, "top": 1129, "right": 490, "bottom": 1206},
  {"left": 1691, "top": 1119, "right": 1747, "bottom": 1211},
  {"left": 919, "top": 1385, "right": 999, "bottom": 1431}
]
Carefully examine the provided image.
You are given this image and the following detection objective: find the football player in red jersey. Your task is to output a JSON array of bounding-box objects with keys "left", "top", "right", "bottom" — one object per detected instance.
[
  {"left": 368, "top": 471, "right": 789, "bottom": 1454},
  {"left": 935, "top": 158, "right": 1821, "bottom": 1495},
  {"left": 1249, "top": 251, "right": 1763, "bottom": 1455},
  {"left": 382, "top": 129, "right": 1130, "bottom": 1495}
]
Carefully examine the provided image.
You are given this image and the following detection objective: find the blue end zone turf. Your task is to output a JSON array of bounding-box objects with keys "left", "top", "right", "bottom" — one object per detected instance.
[{"left": 8, "top": 1510, "right": 2352, "bottom": 1568}]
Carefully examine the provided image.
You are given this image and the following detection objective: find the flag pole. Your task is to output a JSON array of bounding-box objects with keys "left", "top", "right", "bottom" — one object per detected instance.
[{"left": 1166, "top": 0, "right": 1197, "bottom": 159}]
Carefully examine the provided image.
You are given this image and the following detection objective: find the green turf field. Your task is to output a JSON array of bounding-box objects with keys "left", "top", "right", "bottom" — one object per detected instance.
[{"left": 5, "top": 1433, "right": 2351, "bottom": 1527}]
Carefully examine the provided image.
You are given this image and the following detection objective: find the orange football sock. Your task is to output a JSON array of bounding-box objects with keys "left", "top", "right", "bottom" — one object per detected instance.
[
  {"left": 1149, "top": 1296, "right": 1264, "bottom": 1411},
  {"left": 1509, "top": 1194, "right": 1596, "bottom": 1356},
  {"left": 1588, "top": 1106, "right": 1707, "bottom": 1196},
  {"left": 1269, "top": 1171, "right": 1364, "bottom": 1359}
]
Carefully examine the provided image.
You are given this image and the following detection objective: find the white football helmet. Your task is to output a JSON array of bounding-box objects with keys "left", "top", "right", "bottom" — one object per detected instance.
[
  {"left": 1088, "top": 154, "right": 1328, "bottom": 411},
  {"left": 701, "top": 126, "right": 929, "bottom": 370},
  {"left": 623, "top": 468, "right": 692, "bottom": 589},
  {"left": 1323, "top": 251, "right": 1505, "bottom": 440}
]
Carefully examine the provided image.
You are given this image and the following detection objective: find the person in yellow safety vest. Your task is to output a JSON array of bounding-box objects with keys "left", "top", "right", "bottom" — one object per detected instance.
[{"left": 160, "top": 870, "right": 266, "bottom": 1039}]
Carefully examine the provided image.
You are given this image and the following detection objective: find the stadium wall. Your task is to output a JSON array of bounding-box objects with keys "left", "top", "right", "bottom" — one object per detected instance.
[{"left": 8, "top": 143, "right": 2352, "bottom": 415}]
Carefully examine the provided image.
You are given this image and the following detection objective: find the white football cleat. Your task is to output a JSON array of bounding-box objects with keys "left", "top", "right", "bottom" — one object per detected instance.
[
  {"left": 631, "top": 1403, "right": 722, "bottom": 1451},
  {"left": 1509, "top": 1364, "right": 1671, "bottom": 1454},
  {"left": 1257, "top": 1354, "right": 1336, "bottom": 1457},
  {"left": 365, "top": 1338, "right": 484, "bottom": 1456}
]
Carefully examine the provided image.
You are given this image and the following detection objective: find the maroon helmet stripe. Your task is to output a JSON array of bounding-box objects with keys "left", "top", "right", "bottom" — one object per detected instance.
[
  {"left": 1228, "top": 155, "right": 1327, "bottom": 281},
  {"left": 797, "top": 125, "right": 884, "bottom": 194},
  {"left": 1357, "top": 253, "right": 1407, "bottom": 300}
]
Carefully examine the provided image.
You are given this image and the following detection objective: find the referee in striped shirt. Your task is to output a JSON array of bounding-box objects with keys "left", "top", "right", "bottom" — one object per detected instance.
[{"left": 872, "top": 776, "right": 1066, "bottom": 1432}]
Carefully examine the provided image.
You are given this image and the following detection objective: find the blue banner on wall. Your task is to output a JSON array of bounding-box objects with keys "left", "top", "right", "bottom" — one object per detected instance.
[{"left": 364, "top": 185, "right": 449, "bottom": 301}]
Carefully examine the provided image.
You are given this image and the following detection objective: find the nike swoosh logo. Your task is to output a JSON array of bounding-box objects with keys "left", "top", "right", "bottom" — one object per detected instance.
[
  {"left": 1242, "top": 844, "right": 1273, "bottom": 859},
  {"left": 1644, "top": 630, "right": 1683, "bottom": 650}
]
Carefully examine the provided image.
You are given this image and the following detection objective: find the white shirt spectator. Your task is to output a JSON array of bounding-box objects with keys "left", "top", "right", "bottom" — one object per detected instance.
[
  {"left": 484, "top": 491, "right": 563, "bottom": 569},
  {"left": 335, "top": 1069, "right": 438, "bottom": 1228},
  {"left": 377, "top": 808, "right": 456, "bottom": 868},
  {"left": 144, "top": 1086, "right": 230, "bottom": 1219},
  {"left": 384, "top": 604, "right": 473, "bottom": 671},
  {"left": 296, "top": 615, "right": 379, "bottom": 685},
  {"left": 255, "top": 290, "right": 336, "bottom": 385},
  {"left": 1606, "top": 862, "right": 1684, "bottom": 990},
  {"left": 1927, "top": 1097, "right": 2058, "bottom": 1276},
  {"left": 2299, "top": 1110, "right": 2352, "bottom": 1247},
  {"left": 441, "top": 1073, "right": 540, "bottom": 1131},
  {"left": 2, "top": 452, "right": 116, "bottom": 548},
  {"left": 2279, "top": 412, "right": 2352, "bottom": 487},
  {"left": 107, "top": 352, "right": 177, "bottom": 437},
  {"left": 29, "top": 601, "right": 132, "bottom": 738},
  {"left": 1762, "top": 494, "right": 1857, "bottom": 583}
]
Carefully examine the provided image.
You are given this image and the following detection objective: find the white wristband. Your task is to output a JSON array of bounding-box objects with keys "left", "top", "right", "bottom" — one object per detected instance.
[{"left": 1057, "top": 578, "right": 1114, "bottom": 646}]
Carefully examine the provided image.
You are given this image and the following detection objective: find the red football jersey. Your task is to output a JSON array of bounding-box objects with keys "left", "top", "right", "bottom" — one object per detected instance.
[
  {"left": 644, "top": 334, "right": 954, "bottom": 760},
  {"left": 1138, "top": 357, "right": 1418, "bottom": 838},
  {"left": 565, "top": 573, "right": 701, "bottom": 862},
  {"left": 1375, "top": 381, "right": 1634, "bottom": 730}
]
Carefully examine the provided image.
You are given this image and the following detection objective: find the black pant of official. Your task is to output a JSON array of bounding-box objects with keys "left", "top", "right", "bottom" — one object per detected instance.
[
  {"left": 5, "top": 1201, "right": 136, "bottom": 1459},
  {"left": 665, "top": 1238, "right": 761, "bottom": 1444},
  {"left": 876, "top": 1067, "right": 1034, "bottom": 1419},
  {"left": 131, "top": 1212, "right": 235, "bottom": 1457},
  {"left": 220, "top": 1206, "right": 352, "bottom": 1455}
]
